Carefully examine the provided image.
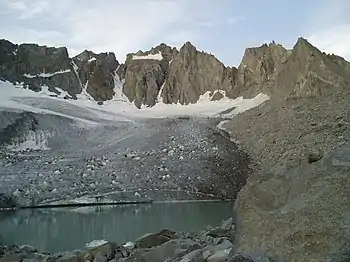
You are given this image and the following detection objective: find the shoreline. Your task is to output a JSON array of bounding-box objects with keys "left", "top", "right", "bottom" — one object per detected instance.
[
  {"left": 0, "top": 198, "right": 233, "bottom": 211},
  {"left": 0, "top": 216, "right": 264, "bottom": 262}
]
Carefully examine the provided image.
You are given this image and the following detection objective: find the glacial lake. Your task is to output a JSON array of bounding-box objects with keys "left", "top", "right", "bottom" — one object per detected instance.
[{"left": 0, "top": 201, "right": 234, "bottom": 252}]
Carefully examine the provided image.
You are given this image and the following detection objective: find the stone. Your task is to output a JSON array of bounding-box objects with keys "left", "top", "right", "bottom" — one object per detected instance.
[
  {"left": 19, "top": 245, "right": 37, "bottom": 253},
  {"left": 0, "top": 40, "right": 81, "bottom": 97},
  {"left": 0, "top": 254, "right": 23, "bottom": 262},
  {"left": 207, "top": 249, "right": 231, "bottom": 262},
  {"left": 206, "top": 228, "right": 229, "bottom": 238},
  {"left": 213, "top": 239, "right": 233, "bottom": 252},
  {"left": 178, "top": 250, "right": 204, "bottom": 262},
  {"left": 141, "top": 239, "right": 199, "bottom": 262},
  {"left": 135, "top": 229, "right": 176, "bottom": 249},
  {"left": 227, "top": 251, "right": 272, "bottom": 262},
  {"left": 0, "top": 193, "right": 17, "bottom": 208},
  {"left": 88, "top": 242, "right": 118, "bottom": 260},
  {"left": 221, "top": 217, "right": 234, "bottom": 230},
  {"left": 227, "top": 254, "right": 255, "bottom": 262},
  {"left": 56, "top": 253, "right": 79, "bottom": 262},
  {"left": 83, "top": 253, "right": 93, "bottom": 261},
  {"left": 93, "top": 252, "right": 107, "bottom": 262},
  {"left": 307, "top": 151, "right": 323, "bottom": 163}
]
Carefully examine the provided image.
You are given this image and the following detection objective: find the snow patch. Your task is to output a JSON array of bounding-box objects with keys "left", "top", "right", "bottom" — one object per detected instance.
[
  {"left": 156, "top": 82, "right": 165, "bottom": 103},
  {"left": 23, "top": 69, "right": 71, "bottom": 78},
  {"left": 0, "top": 81, "right": 100, "bottom": 126},
  {"left": 88, "top": 57, "right": 97, "bottom": 63},
  {"left": 111, "top": 71, "right": 128, "bottom": 102},
  {"left": 86, "top": 240, "right": 108, "bottom": 249},
  {"left": 123, "top": 241, "right": 134, "bottom": 249},
  {"left": 132, "top": 51, "right": 163, "bottom": 61},
  {"left": 0, "top": 80, "right": 269, "bottom": 124},
  {"left": 39, "top": 86, "right": 71, "bottom": 98},
  {"left": 72, "top": 61, "right": 94, "bottom": 101}
]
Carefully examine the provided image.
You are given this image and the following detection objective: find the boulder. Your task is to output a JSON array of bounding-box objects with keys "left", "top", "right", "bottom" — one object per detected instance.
[
  {"left": 206, "top": 249, "right": 231, "bottom": 262},
  {"left": 307, "top": 151, "right": 323, "bottom": 163},
  {"left": 0, "top": 193, "right": 17, "bottom": 209},
  {"left": 141, "top": 239, "right": 200, "bottom": 262},
  {"left": 93, "top": 252, "right": 107, "bottom": 262},
  {"left": 135, "top": 229, "right": 176, "bottom": 249},
  {"left": 55, "top": 253, "right": 80, "bottom": 262},
  {"left": 178, "top": 250, "right": 204, "bottom": 262},
  {"left": 87, "top": 242, "right": 118, "bottom": 260}
]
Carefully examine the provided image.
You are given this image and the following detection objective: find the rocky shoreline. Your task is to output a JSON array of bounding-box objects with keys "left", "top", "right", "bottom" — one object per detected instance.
[{"left": 0, "top": 217, "right": 271, "bottom": 262}]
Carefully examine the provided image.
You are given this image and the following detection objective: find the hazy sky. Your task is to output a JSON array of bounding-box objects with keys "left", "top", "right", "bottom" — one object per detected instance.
[{"left": 1, "top": 0, "right": 349, "bottom": 65}]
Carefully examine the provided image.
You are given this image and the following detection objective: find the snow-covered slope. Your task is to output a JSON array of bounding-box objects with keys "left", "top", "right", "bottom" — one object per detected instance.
[{"left": 0, "top": 80, "right": 269, "bottom": 122}]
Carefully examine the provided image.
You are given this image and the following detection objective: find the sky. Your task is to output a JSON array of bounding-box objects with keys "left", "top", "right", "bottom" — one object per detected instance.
[{"left": 0, "top": 0, "right": 349, "bottom": 66}]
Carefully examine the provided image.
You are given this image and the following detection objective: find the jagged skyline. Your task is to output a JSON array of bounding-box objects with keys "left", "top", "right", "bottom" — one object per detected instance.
[{"left": 0, "top": 0, "right": 349, "bottom": 66}]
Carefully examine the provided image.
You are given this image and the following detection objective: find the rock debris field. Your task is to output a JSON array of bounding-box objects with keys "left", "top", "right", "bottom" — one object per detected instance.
[{"left": 0, "top": 109, "right": 251, "bottom": 208}]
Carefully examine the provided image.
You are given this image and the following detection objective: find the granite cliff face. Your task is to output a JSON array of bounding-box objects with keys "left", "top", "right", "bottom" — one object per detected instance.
[
  {"left": 72, "top": 50, "right": 120, "bottom": 102},
  {"left": 0, "top": 39, "right": 80, "bottom": 98},
  {"left": 1, "top": 37, "right": 350, "bottom": 109},
  {"left": 0, "top": 39, "right": 121, "bottom": 102},
  {"left": 119, "top": 43, "right": 178, "bottom": 108}
]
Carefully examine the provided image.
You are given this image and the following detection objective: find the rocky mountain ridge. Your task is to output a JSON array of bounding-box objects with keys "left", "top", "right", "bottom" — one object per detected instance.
[{"left": 2, "top": 37, "right": 349, "bottom": 109}]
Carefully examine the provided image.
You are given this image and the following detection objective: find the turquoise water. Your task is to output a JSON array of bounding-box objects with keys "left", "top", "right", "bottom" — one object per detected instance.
[{"left": 0, "top": 202, "right": 233, "bottom": 252}]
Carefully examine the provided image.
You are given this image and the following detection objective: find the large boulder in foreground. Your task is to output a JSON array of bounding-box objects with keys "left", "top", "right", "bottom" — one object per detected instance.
[
  {"left": 135, "top": 229, "right": 176, "bottom": 249},
  {"left": 233, "top": 146, "right": 350, "bottom": 262}
]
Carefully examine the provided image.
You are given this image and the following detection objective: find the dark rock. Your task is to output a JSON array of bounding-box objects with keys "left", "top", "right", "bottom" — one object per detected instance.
[
  {"left": 207, "top": 249, "right": 231, "bottom": 262},
  {"left": 178, "top": 249, "right": 205, "bottom": 262},
  {"left": 141, "top": 239, "right": 199, "bottom": 262},
  {"left": 135, "top": 229, "right": 176, "bottom": 248},
  {"left": 0, "top": 40, "right": 81, "bottom": 97},
  {"left": 307, "top": 151, "right": 323, "bottom": 163},
  {"left": 19, "top": 245, "right": 37, "bottom": 253},
  {"left": 206, "top": 228, "right": 230, "bottom": 238},
  {"left": 162, "top": 42, "right": 238, "bottom": 105},
  {"left": 227, "top": 252, "right": 271, "bottom": 262},
  {"left": 227, "top": 254, "right": 255, "bottom": 262},
  {"left": 0, "top": 254, "right": 23, "bottom": 262},
  {"left": 88, "top": 242, "right": 118, "bottom": 260},
  {"left": 73, "top": 51, "right": 119, "bottom": 102},
  {"left": 210, "top": 91, "right": 224, "bottom": 101},
  {"left": 55, "top": 253, "right": 79, "bottom": 262},
  {"left": 0, "top": 193, "right": 17, "bottom": 208},
  {"left": 93, "top": 252, "right": 107, "bottom": 262}
]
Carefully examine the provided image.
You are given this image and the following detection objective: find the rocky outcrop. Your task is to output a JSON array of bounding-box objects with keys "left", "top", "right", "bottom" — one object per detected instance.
[
  {"left": 162, "top": 42, "right": 238, "bottom": 105},
  {"left": 0, "top": 39, "right": 122, "bottom": 103},
  {"left": 121, "top": 43, "right": 178, "bottom": 108},
  {"left": 221, "top": 38, "right": 350, "bottom": 262},
  {"left": 2, "top": 37, "right": 349, "bottom": 109},
  {"left": 235, "top": 41, "right": 290, "bottom": 97},
  {"left": 120, "top": 41, "right": 239, "bottom": 108},
  {"left": 0, "top": 39, "right": 81, "bottom": 98},
  {"left": 72, "top": 50, "right": 120, "bottom": 102},
  {"left": 277, "top": 37, "right": 350, "bottom": 98}
]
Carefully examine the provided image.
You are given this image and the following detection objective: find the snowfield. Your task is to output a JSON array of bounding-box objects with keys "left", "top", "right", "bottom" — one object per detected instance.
[
  {"left": 132, "top": 51, "right": 163, "bottom": 61},
  {"left": 0, "top": 80, "right": 269, "bottom": 121}
]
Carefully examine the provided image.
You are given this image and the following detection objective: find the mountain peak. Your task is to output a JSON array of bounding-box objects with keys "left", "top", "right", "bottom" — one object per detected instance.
[
  {"left": 74, "top": 50, "right": 97, "bottom": 62},
  {"left": 1, "top": 37, "right": 349, "bottom": 109}
]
